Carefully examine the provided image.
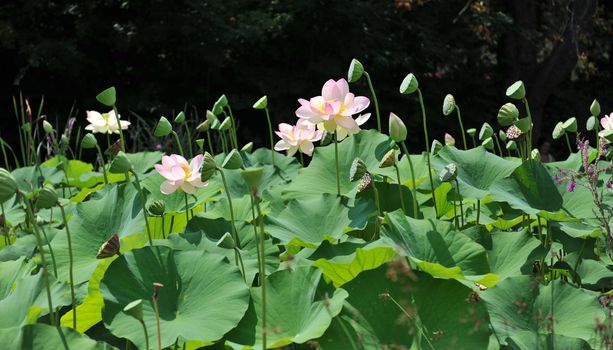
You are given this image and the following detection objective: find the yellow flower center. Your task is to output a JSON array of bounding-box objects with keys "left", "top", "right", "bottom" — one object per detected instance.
[{"left": 182, "top": 165, "right": 192, "bottom": 179}]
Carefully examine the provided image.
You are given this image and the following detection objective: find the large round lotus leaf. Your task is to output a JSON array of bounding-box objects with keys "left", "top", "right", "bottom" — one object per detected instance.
[
  {"left": 100, "top": 246, "right": 249, "bottom": 348},
  {"left": 227, "top": 267, "right": 348, "bottom": 348},
  {"left": 338, "top": 266, "right": 491, "bottom": 349},
  {"left": 0, "top": 324, "right": 114, "bottom": 349},
  {"left": 480, "top": 276, "right": 606, "bottom": 346},
  {"left": 381, "top": 210, "right": 490, "bottom": 281},
  {"left": 0, "top": 257, "right": 34, "bottom": 298},
  {"left": 354, "top": 181, "right": 419, "bottom": 218},
  {"left": 487, "top": 230, "right": 543, "bottom": 281},
  {"left": 432, "top": 146, "right": 520, "bottom": 200},
  {"left": 266, "top": 193, "right": 368, "bottom": 247},
  {"left": 490, "top": 160, "right": 562, "bottom": 215},
  {"left": 505, "top": 330, "right": 591, "bottom": 350},
  {"left": 283, "top": 130, "right": 395, "bottom": 199},
  {"left": 51, "top": 182, "right": 146, "bottom": 284}
]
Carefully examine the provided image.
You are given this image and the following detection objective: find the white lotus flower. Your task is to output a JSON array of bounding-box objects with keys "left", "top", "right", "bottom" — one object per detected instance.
[{"left": 85, "top": 110, "right": 131, "bottom": 134}]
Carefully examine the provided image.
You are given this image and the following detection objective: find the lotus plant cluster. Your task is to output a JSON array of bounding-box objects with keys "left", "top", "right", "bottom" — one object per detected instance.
[{"left": 0, "top": 60, "right": 612, "bottom": 350}]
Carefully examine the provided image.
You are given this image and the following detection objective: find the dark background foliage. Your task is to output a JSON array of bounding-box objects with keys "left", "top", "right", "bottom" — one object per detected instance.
[{"left": 1, "top": 0, "right": 612, "bottom": 158}]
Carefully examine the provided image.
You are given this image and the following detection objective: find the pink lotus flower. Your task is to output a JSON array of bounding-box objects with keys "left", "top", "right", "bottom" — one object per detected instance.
[
  {"left": 154, "top": 154, "right": 208, "bottom": 194},
  {"left": 599, "top": 114, "right": 613, "bottom": 138},
  {"left": 274, "top": 119, "right": 323, "bottom": 156},
  {"left": 295, "top": 78, "right": 370, "bottom": 140}
]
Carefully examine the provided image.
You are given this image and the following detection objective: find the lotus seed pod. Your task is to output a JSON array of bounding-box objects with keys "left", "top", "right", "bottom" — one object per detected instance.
[
  {"left": 498, "top": 130, "right": 507, "bottom": 142},
  {"left": 442, "top": 94, "right": 456, "bottom": 116},
  {"left": 431, "top": 139, "right": 443, "bottom": 155},
  {"left": 216, "top": 232, "right": 236, "bottom": 249},
  {"left": 350, "top": 158, "right": 368, "bottom": 182},
  {"left": 479, "top": 123, "right": 493, "bottom": 141},
  {"left": 35, "top": 185, "right": 58, "bottom": 209},
  {"left": 466, "top": 128, "right": 476, "bottom": 137},
  {"left": 148, "top": 200, "right": 166, "bottom": 216},
  {"left": 506, "top": 125, "right": 523, "bottom": 140},
  {"left": 222, "top": 149, "right": 244, "bottom": 170},
  {"left": 219, "top": 117, "right": 232, "bottom": 131},
  {"left": 497, "top": 103, "right": 519, "bottom": 126},
  {"left": 357, "top": 173, "right": 373, "bottom": 192},
  {"left": 241, "top": 142, "right": 254, "bottom": 153},
  {"left": 241, "top": 167, "right": 264, "bottom": 189},
  {"left": 109, "top": 151, "right": 133, "bottom": 173},
  {"left": 514, "top": 117, "right": 532, "bottom": 133},
  {"left": 388, "top": 113, "right": 407, "bottom": 142},
  {"left": 444, "top": 133, "right": 455, "bottom": 146},
  {"left": 196, "top": 119, "right": 210, "bottom": 133},
  {"left": 81, "top": 133, "right": 98, "bottom": 149},
  {"left": 252, "top": 95, "right": 268, "bottom": 110},
  {"left": 154, "top": 116, "right": 173, "bottom": 137},
  {"left": 481, "top": 137, "right": 494, "bottom": 150},
  {"left": 42, "top": 120, "right": 54, "bottom": 135},
  {"left": 586, "top": 116, "right": 597, "bottom": 131},
  {"left": 562, "top": 117, "right": 577, "bottom": 133},
  {"left": 590, "top": 99, "right": 601, "bottom": 117},
  {"left": 439, "top": 163, "right": 457, "bottom": 182},
  {"left": 531, "top": 148, "right": 541, "bottom": 162},
  {"left": 212, "top": 94, "right": 228, "bottom": 115},
  {"left": 347, "top": 59, "right": 364, "bottom": 83},
  {"left": 505, "top": 80, "right": 525, "bottom": 100},
  {"left": 96, "top": 87, "right": 116, "bottom": 107},
  {"left": 552, "top": 122, "right": 565, "bottom": 140},
  {"left": 60, "top": 134, "right": 69, "bottom": 146},
  {"left": 399, "top": 73, "right": 419, "bottom": 95},
  {"left": 200, "top": 152, "right": 217, "bottom": 181},
  {"left": 206, "top": 110, "right": 218, "bottom": 123},
  {"left": 123, "top": 299, "right": 144, "bottom": 321},
  {"left": 0, "top": 168, "right": 18, "bottom": 203},
  {"left": 378, "top": 149, "right": 396, "bottom": 169},
  {"left": 195, "top": 139, "right": 204, "bottom": 151},
  {"left": 506, "top": 140, "right": 517, "bottom": 151},
  {"left": 174, "top": 111, "right": 186, "bottom": 124}
]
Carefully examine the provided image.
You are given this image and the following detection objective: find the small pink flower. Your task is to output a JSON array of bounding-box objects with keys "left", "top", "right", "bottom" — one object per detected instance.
[
  {"left": 154, "top": 154, "right": 208, "bottom": 195},
  {"left": 295, "top": 78, "right": 370, "bottom": 140},
  {"left": 274, "top": 119, "right": 323, "bottom": 157},
  {"left": 444, "top": 133, "right": 455, "bottom": 146},
  {"left": 599, "top": 114, "right": 613, "bottom": 139}
]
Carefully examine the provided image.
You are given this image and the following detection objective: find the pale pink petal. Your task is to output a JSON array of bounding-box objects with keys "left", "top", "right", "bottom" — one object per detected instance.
[
  {"left": 180, "top": 182, "right": 196, "bottom": 194},
  {"left": 321, "top": 79, "right": 340, "bottom": 101},
  {"left": 355, "top": 113, "right": 371, "bottom": 126},
  {"left": 188, "top": 178, "right": 208, "bottom": 188},
  {"left": 275, "top": 140, "right": 290, "bottom": 151},
  {"left": 170, "top": 166, "right": 186, "bottom": 180},
  {"left": 336, "top": 79, "right": 349, "bottom": 99},
  {"left": 171, "top": 154, "right": 189, "bottom": 168},
  {"left": 336, "top": 127, "right": 349, "bottom": 141},
  {"left": 278, "top": 123, "right": 293, "bottom": 134},
  {"left": 299, "top": 141, "right": 314, "bottom": 156},
  {"left": 161, "top": 155, "right": 176, "bottom": 168},
  {"left": 189, "top": 154, "right": 204, "bottom": 174},
  {"left": 296, "top": 105, "right": 319, "bottom": 120},
  {"left": 335, "top": 115, "right": 358, "bottom": 130},
  {"left": 160, "top": 181, "right": 178, "bottom": 195}
]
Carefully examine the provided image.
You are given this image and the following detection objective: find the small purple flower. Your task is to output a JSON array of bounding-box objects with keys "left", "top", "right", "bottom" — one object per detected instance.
[
  {"left": 566, "top": 178, "right": 576, "bottom": 192},
  {"left": 607, "top": 179, "right": 612, "bottom": 189},
  {"left": 552, "top": 174, "right": 563, "bottom": 185},
  {"left": 155, "top": 144, "right": 163, "bottom": 151}
]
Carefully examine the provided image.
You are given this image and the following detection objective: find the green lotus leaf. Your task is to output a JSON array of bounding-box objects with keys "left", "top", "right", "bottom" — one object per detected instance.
[
  {"left": 0, "top": 257, "right": 34, "bottom": 298},
  {"left": 0, "top": 324, "right": 114, "bottom": 349},
  {"left": 100, "top": 246, "right": 249, "bottom": 348},
  {"left": 487, "top": 230, "right": 543, "bottom": 281}
]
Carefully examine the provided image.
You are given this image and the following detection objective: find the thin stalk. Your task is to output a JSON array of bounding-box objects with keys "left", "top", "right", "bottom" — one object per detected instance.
[
  {"left": 38, "top": 224, "right": 57, "bottom": 277},
  {"left": 254, "top": 195, "right": 267, "bottom": 350},
  {"left": 171, "top": 131, "right": 185, "bottom": 157},
  {"left": 564, "top": 134, "right": 573, "bottom": 154},
  {"left": 13, "top": 96, "right": 26, "bottom": 166},
  {"left": 249, "top": 192, "right": 262, "bottom": 285},
  {"left": 333, "top": 134, "right": 341, "bottom": 196},
  {"left": 299, "top": 152, "right": 304, "bottom": 167},
  {"left": 455, "top": 106, "right": 467, "bottom": 150},
  {"left": 59, "top": 203, "right": 77, "bottom": 329},
  {"left": 493, "top": 135, "right": 504, "bottom": 157},
  {"left": 386, "top": 294, "right": 435, "bottom": 350},
  {"left": 219, "top": 170, "right": 240, "bottom": 267},
  {"left": 225, "top": 105, "right": 239, "bottom": 150},
  {"left": 220, "top": 131, "right": 228, "bottom": 155},
  {"left": 112, "top": 105, "right": 126, "bottom": 152},
  {"left": 455, "top": 179, "right": 464, "bottom": 227},
  {"left": 264, "top": 107, "right": 275, "bottom": 167},
  {"left": 161, "top": 215, "right": 166, "bottom": 239},
  {"left": 206, "top": 130, "right": 214, "bottom": 155},
  {"left": 522, "top": 98, "right": 533, "bottom": 151},
  {"left": 371, "top": 181, "right": 382, "bottom": 241},
  {"left": 139, "top": 320, "right": 150, "bottom": 350},
  {"left": 183, "top": 192, "right": 190, "bottom": 227},
  {"left": 95, "top": 145, "right": 109, "bottom": 184},
  {"left": 363, "top": 72, "right": 381, "bottom": 132},
  {"left": 0, "top": 137, "right": 10, "bottom": 169},
  {"left": 536, "top": 215, "right": 543, "bottom": 241},
  {"left": 453, "top": 197, "right": 458, "bottom": 230},
  {"left": 400, "top": 142, "right": 419, "bottom": 218},
  {"left": 417, "top": 89, "right": 438, "bottom": 217},
  {"left": 184, "top": 123, "right": 193, "bottom": 158},
  {"left": 131, "top": 173, "right": 153, "bottom": 246},
  {"left": 152, "top": 297, "right": 162, "bottom": 350},
  {"left": 393, "top": 164, "right": 407, "bottom": 214},
  {"left": 476, "top": 200, "right": 480, "bottom": 225},
  {"left": 470, "top": 135, "right": 477, "bottom": 149},
  {"left": 234, "top": 247, "right": 247, "bottom": 283}
]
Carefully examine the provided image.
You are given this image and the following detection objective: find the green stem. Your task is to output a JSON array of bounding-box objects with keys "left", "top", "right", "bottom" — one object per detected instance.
[
  {"left": 234, "top": 247, "right": 247, "bottom": 283},
  {"left": 387, "top": 294, "right": 435, "bottom": 350},
  {"left": 453, "top": 197, "right": 458, "bottom": 230},
  {"left": 254, "top": 195, "right": 267, "bottom": 350},
  {"left": 59, "top": 204, "right": 76, "bottom": 329},
  {"left": 226, "top": 105, "right": 239, "bottom": 150},
  {"left": 249, "top": 192, "right": 262, "bottom": 285},
  {"left": 171, "top": 131, "right": 185, "bottom": 157},
  {"left": 476, "top": 200, "right": 480, "bottom": 225},
  {"left": 112, "top": 105, "right": 126, "bottom": 152},
  {"left": 522, "top": 98, "right": 533, "bottom": 151},
  {"left": 264, "top": 107, "right": 275, "bottom": 167},
  {"left": 184, "top": 192, "right": 190, "bottom": 228},
  {"left": 152, "top": 297, "right": 162, "bottom": 350},
  {"left": 160, "top": 215, "right": 166, "bottom": 239},
  {"left": 206, "top": 130, "right": 214, "bottom": 155},
  {"left": 455, "top": 179, "right": 464, "bottom": 227},
  {"left": 401, "top": 142, "right": 419, "bottom": 218},
  {"left": 393, "top": 164, "right": 407, "bottom": 214},
  {"left": 333, "top": 133, "right": 341, "bottom": 197},
  {"left": 219, "top": 170, "right": 240, "bottom": 267},
  {"left": 493, "top": 135, "right": 504, "bottom": 157},
  {"left": 140, "top": 320, "right": 150, "bottom": 350},
  {"left": 95, "top": 145, "right": 109, "bottom": 185},
  {"left": 536, "top": 215, "right": 543, "bottom": 242},
  {"left": 564, "top": 134, "right": 573, "bottom": 154},
  {"left": 417, "top": 89, "right": 438, "bottom": 217},
  {"left": 220, "top": 131, "right": 228, "bottom": 155},
  {"left": 131, "top": 173, "right": 153, "bottom": 246},
  {"left": 299, "top": 152, "right": 304, "bottom": 167},
  {"left": 470, "top": 135, "right": 476, "bottom": 149},
  {"left": 455, "top": 106, "right": 467, "bottom": 150},
  {"left": 184, "top": 123, "right": 193, "bottom": 158},
  {"left": 363, "top": 72, "right": 381, "bottom": 132}
]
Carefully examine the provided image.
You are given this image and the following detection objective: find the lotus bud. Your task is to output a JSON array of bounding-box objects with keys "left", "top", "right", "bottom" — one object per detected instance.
[
  {"left": 442, "top": 94, "right": 456, "bottom": 116},
  {"left": 241, "top": 142, "right": 254, "bottom": 153},
  {"left": 497, "top": 103, "right": 519, "bottom": 126},
  {"left": 154, "top": 116, "right": 173, "bottom": 137},
  {"left": 498, "top": 130, "right": 507, "bottom": 142},
  {"left": 196, "top": 119, "right": 210, "bottom": 133},
  {"left": 174, "top": 111, "right": 186, "bottom": 124},
  {"left": 481, "top": 137, "right": 494, "bottom": 150},
  {"left": 212, "top": 95, "right": 228, "bottom": 115},
  {"left": 388, "top": 113, "right": 407, "bottom": 142},
  {"left": 206, "top": 110, "right": 218, "bottom": 123},
  {"left": 216, "top": 232, "right": 236, "bottom": 249},
  {"left": 195, "top": 139, "right": 204, "bottom": 151},
  {"left": 439, "top": 163, "right": 457, "bottom": 182},
  {"left": 109, "top": 151, "right": 133, "bottom": 173},
  {"left": 378, "top": 149, "right": 396, "bottom": 168},
  {"left": 506, "top": 125, "right": 522, "bottom": 140},
  {"left": 123, "top": 299, "right": 144, "bottom": 321},
  {"left": 506, "top": 140, "right": 517, "bottom": 151},
  {"left": 399, "top": 73, "right": 419, "bottom": 95},
  {"left": 562, "top": 117, "right": 577, "bottom": 133},
  {"left": 466, "top": 128, "right": 476, "bottom": 137},
  {"left": 81, "top": 133, "right": 98, "bottom": 149},
  {"left": 479, "top": 122, "right": 493, "bottom": 141},
  {"left": 444, "top": 133, "right": 455, "bottom": 146},
  {"left": 35, "top": 185, "right": 58, "bottom": 209},
  {"left": 586, "top": 116, "right": 597, "bottom": 131},
  {"left": 241, "top": 167, "right": 264, "bottom": 190},
  {"left": 0, "top": 168, "right": 18, "bottom": 203},
  {"left": 221, "top": 149, "right": 243, "bottom": 169},
  {"left": 219, "top": 117, "right": 232, "bottom": 131},
  {"left": 431, "top": 139, "right": 443, "bottom": 155},
  {"left": 347, "top": 59, "right": 364, "bottom": 83},
  {"left": 252, "top": 96, "right": 268, "bottom": 110},
  {"left": 200, "top": 152, "right": 217, "bottom": 181},
  {"left": 514, "top": 117, "right": 532, "bottom": 133},
  {"left": 552, "top": 122, "right": 565, "bottom": 140},
  {"left": 61, "top": 134, "right": 69, "bottom": 146},
  {"left": 42, "top": 120, "right": 54, "bottom": 135},
  {"left": 590, "top": 99, "right": 600, "bottom": 117},
  {"left": 531, "top": 148, "right": 541, "bottom": 161},
  {"left": 349, "top": 158, "right": 368, "bottom": 182},
  {"left": 96, "top": 87, "right": 116, "bottom": 107},
  {"left": 357, "top": 173, "right": 373, "bottom": 192},
  {"left": 148, "top": 200, "right": 166, "bottom": 216},
  {"left": 505, "top": 80, "right": 525, "bottom": 100}
]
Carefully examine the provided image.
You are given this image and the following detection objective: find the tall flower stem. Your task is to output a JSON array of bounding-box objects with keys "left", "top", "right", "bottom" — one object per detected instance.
[
  {"left": 393, "top": 164, "right": 406, "bottom": 214},
  {"left": 363, "top": 72, "right": 381, "bottom": 132},
  {"left": 455, "top": 179, "right": 464, "bottom": 227},
  {"left": 171, "top": 131, "right": 185, "bottom": 157},
  {"left": 493, "top": 135, "right": 504, "bottom": 157},
  {"left": 400, "top": 142, "right": 419, "bottom": 218},
  {"left": 139, "top": 320, "right": 150, "bottom": 350},
  {"left": 160, "top": 215, "right": 166, "bottom": 239},
  {"left": 219, "top": 169, "right": 240, "bottom": 267},
  {"left": 333, "top": 133, "right": 341, "bottom": 197},
  {"left": 1, "top": 202, "right": 8, "bottom": 246},
  {"left": 249, "top": 192, "right": 262, "bottom": 283},
  {"left": 564, "top": 134, "right": 573, "bottom": 154},
  {"left": 263, "top": 107, "right": 275, "bottom": 167},
  {"left": 220, "top": 132, "right": 228, "bottom": 155},
  {"left": 254, "top": 193, "right": 267, "bottom": 350},
  {"left": 59, "top": 203, "right": 76, "bottom": 329},
  {"left": 131, "top": 172, "right": 153, "bottom": 246},
  {"left": 112, "top": 106, "right": 126, "bottom": 152},
  {"left": 522, "top": 98, "right": 533, "bottom": 150},
  {"left": 152, "top": 286, "right": 162, "bottom": 350},
  {"left": 38, "top": 223, "right": 58, "bottom": 277},
  {"left": 20, "top": 193, "right": 55, "bottom": 325},
  {"left": 476, "top": 200, "right": 481, "bottom": 225},
  {"left": 183, "top": 123, "right": 193, "bottom": 158},
  {"left": 470, "top": 134, "right": 477, "bottom": 148},
  {"left": 225, "top": 106, "right": 239, "bottom": 150},
  {"left": 206, "top": 130, "right": 214, "bottom": 155},
  {"left": 95, "top": 145, "right": 109, "bottom": 184},
  {"left": 417, "top": 89, "right": 438, "bottom": 217},
  {"left": 455, "top": 106, "right": 467, "bottom": 150},
  {"left": 299, "top": 152, "right": 304, "bottom": 167}
]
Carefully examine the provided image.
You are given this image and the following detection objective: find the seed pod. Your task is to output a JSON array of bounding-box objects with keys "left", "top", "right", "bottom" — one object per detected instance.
[
  {"left": 388, "top": 113, "right": 407, "bottom": 142},
  {"left": 442, "top": 94, "right": 456, "bottom": 116},
  {"left": 123, "top": 299, "right": 144, "bottom": 321},
  {"left": 148, "top": 200, "right": 166, "bottom": 216},
  {"left": 241, "top": 167, "right": 264, "bottom": 190},
  {"left": 200, "top": 152, "right": 217, "bottom": 181},
  {"left": 252, "top": 96, "right": 268, "bottom": 110},
  {"left": 221, "top": 149, "right": 244, "bottom": 170},
  {"left": 212, "top": 95, "right": 228, "bottom": 115},
  {"left": 399, "top": 73, "right": 419, "bottom": 95},
  {"left": 42, "top": 120, "right": 54, "bottom": 135},
  {"left": 350, "top": 158, "right": 368, "bottom": 182},
  {"left": 81, "top": 133, "right": 98, "bottom": 149},
  {"left": 109, "top": 151, "right": 133, "bottom": 173},
  {"left": 174, "top": 111, "right": 186, "bottom": 124},
  {"left": 154, "top": 116, "right": 173, "bottom": 137},
  {"left": 505, "top": 80, "right": 525, "bottom": 100},
  {"left": 35, "top": 185, "right": 58, "bottom": 209},
  {"left": 590, "top": 99, "right": 601, "bottom": 117},
  {"left": 378, "top": 149, "right": 396, "bottom": 169},
  {"left": 497, "top": 103, "right": 519, "bottom": 126},
  {"left": 216, "top": 232, "right": 236, "bottom": 249},
  {"left": 0, "top": 168, "right": 18, "bottom": 203},
  {"left": 347, "top": 59, "right": 364, "bottom": 83}
]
